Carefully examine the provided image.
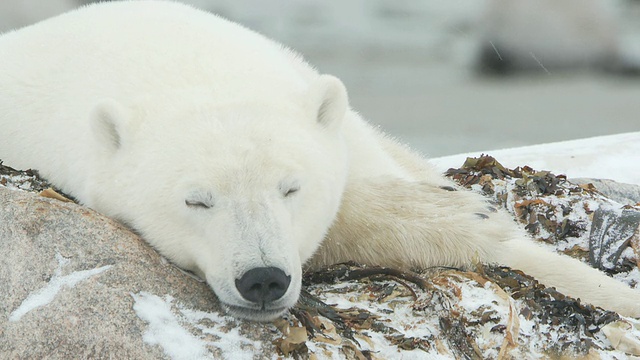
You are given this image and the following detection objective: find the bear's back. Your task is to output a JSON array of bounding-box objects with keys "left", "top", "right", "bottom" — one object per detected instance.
[
  {"left": 0, "top": 1, "right": 318, "bottom": 194},
  {"left": 0, "top": 0, "right": 316, "bottom": 104}
]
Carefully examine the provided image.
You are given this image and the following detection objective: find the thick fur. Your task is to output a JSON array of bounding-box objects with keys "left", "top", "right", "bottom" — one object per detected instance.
[{"left": 0, "top": 1, "right": 638, "bottom": 320}]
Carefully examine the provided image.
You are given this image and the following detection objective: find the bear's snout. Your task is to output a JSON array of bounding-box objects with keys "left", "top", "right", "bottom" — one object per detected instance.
[{"left": 235, "top": 267, "right": 291, "bottom": 305}]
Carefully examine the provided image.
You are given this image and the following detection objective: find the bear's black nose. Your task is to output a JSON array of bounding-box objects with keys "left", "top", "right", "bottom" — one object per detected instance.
[{"left": 235, "top": 267, "right": 291, "bottom": 305}]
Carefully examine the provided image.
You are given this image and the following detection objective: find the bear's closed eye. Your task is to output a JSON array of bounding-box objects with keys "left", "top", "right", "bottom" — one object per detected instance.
[
  {"left": 185, "top": 200, "right": 213, "bottom": 209},
  {"left": 283, "top": 187, "right": 299, "bottom": 197},
  {"left": 279, "top": 180, "right": 300, "bottom": 198}
]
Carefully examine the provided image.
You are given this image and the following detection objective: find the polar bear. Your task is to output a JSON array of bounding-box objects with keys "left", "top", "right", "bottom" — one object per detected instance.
[{"left": 0, "top": 1, "right": 638, "bottom": 321}]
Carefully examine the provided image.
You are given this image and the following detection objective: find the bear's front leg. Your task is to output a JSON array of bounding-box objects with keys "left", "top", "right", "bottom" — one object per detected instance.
[{"left": 308, "top": 177, "right": 517, "bottom": 270}]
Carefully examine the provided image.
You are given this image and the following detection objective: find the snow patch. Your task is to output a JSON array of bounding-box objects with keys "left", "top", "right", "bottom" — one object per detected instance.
[
  {"left": 179, "top": 307, "right": 262, "bottom": 358},
  {"left": 132, "top": 292, "right": 263, "bottom": 360},
  {"left": 132, "top": 292, "right": 214, "bottom": 360}
]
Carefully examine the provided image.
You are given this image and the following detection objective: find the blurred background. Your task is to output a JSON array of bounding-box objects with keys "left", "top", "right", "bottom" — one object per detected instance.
[{"left": 1, "top": 0, "right": 639, "bottom": 157}]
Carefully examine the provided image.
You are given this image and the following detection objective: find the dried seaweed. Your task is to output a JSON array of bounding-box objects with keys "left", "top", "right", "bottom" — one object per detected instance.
[
  {"left": 445, "top": 155, "right": 640, "bottom": 278},
  {"left": 0, "top": 160, "right": 74, "bottom": 200},
  {"left": 481, "top": 266, "right": 619, "bottom": 336},
  {"left": 0, "top": 160, "right": 53, "bottom": 192},
  {"left": 293, "top": 261, "right": 625, "bottom": 358},
  {"left": 438, "top": 315, "right": 484, "bottom": 360},
  {"left": 297, "top": 263, "right": 429, "bottom": 342},
  {"left": 303, "top": 261, "right": 431, "bottom": 290},
  {"left": 445, "top": 155, "right": 574, "bottom": 198}
]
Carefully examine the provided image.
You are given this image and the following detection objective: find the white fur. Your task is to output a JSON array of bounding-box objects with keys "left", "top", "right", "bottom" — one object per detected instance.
[{"left": 0, "top": 1, "right": 638, "bottom": 320}]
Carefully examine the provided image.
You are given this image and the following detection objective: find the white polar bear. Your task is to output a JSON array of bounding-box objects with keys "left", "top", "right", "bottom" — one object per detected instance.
[{"left": 0, "top": 1, "right": 638, "bottom": 321}]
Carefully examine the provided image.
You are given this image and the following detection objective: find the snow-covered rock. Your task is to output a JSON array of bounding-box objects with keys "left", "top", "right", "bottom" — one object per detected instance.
[{"left": 572, "top": 178, "right": 640, "bottom": 206}]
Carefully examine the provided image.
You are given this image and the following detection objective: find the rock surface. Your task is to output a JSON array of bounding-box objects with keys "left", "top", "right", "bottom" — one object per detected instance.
[
  {"left": 0, "top": 187, "right": 276, "bottom": 359},
  {"left": 572, "top": 178, "right": 640, "bottom": 206}
]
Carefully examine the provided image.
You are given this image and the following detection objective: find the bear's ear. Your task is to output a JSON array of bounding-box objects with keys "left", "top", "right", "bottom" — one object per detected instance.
[
  {"left": 90, "top": 99, "right": 130, "bottom": 153},
  {"left": 309, "top": 74, "right": 348, "bottom": 130}
]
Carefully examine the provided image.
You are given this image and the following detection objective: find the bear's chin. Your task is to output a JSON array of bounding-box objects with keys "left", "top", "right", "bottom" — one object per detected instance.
[{"left": 222, "top": 303, "right": 289, "bottom": 322}]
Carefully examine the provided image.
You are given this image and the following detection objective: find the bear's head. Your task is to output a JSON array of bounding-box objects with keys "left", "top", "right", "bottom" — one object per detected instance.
[{"left": 87, "top": 75, "right": 349, "bottom": 321}]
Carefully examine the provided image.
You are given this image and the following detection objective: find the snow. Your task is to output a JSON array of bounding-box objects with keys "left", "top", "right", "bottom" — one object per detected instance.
[
  {"left": 132, "top": 293, "right": 215, "bottom": 360},
  {"left": 430, "top": 132, "right": 640, "bottom": 186},
  {"left": 602, "top": 318, "right": 640, "bottom": 355},
  {"left": 132, "top": 292, "right": 264, "bottom": 360},
  {"left": 9, "top": 253, "right": 112, "bottom": 322},
  {"left": 179, "top": 307, "right": 264, "bottom": 358},
  {"left": 0, "top": 173, "right": 38, "bottom": 192}
]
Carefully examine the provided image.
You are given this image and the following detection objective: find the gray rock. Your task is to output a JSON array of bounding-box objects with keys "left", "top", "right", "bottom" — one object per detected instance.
[
  {"left": 572, "top": 178, "right": 640, "bottom": 206},
  {"left": 0, "top": 187, "right": 277, "bottom": 359},
  {"left": 589, "top": 206, "right": 640, "bottom": 271}
]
